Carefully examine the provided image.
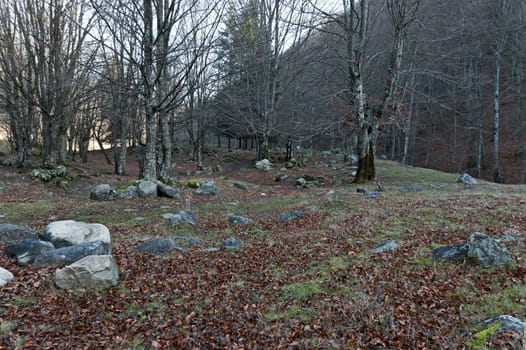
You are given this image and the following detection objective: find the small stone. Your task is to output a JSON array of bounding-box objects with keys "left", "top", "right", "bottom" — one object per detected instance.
[
  {"left": 223, "top": 237, "right": 243, "bottom": 249},
  {"left": 0, "top": 267, "right": 14, "bottom": 287},
  {"left": 372, "top": 240, "right": 398, "bottom": 253},
  {"left": 279, "top": 210, "right": 305, "bottom": 222},
  {"left": 229, "top": 215, "right": 254, "bottom": 225},
  {"left": 233, "top": 183, "right": 248, "bottom": 190}
]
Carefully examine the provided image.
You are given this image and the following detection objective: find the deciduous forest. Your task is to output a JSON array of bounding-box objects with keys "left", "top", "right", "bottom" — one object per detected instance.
[
  {"left": 1, "top": 0, "right": 526, "bottom": 183},
  {"left": 1, "top": 1, "right": 526, "bottom": 349}
]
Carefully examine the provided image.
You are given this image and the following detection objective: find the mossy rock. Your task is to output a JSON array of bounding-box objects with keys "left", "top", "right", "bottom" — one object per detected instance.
[{"left": 187, "top": 179, "right": 200, "bottom": 188}]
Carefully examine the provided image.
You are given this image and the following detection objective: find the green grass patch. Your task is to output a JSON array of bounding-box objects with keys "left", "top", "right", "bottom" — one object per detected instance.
[
  {"left": 378, "top": 160, "right": 458, "bottom": 184},
  {"left": 461, "top": 283, "right": 526, "bottom": 321},
  {"left": 262, "top": 304, "right": 315, "bottom": 323},
  {"left": 466, "top": 321, "right": 500, "bottom": 349},
  {"left": 11, "top": 297, "right": 36, "bottom": 308},
  {"left": 1, "top": 201, "right": 61, "bottom": 224},
  {"left": 280, "top": 279, "right": 327, "bottom": 302}
]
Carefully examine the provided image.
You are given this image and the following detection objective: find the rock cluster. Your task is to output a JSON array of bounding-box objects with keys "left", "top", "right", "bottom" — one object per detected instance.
[{"left": 3, "top": 221, "right": 118, "bottom": 290}]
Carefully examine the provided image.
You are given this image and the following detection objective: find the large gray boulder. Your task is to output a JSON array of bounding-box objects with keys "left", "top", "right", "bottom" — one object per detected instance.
[
  {"left": 54, "top": 255, "right": 118, "bottom": 290},
  {"left": 156, "top": 182, "right": 180, "bottom": 198},
  {"left": 467, "top": 232, "right": 512, "bottom": 266},
  {"left": 0, "top": 224, "right": 39, "bottom": 243},
  {"left": 33, "top": 240, "right": 111, "bottom": 267},
  {"left": 90, "top": 184, "right": 117, "bottom": 201},
  {"left": 5, "top": 239, "right": 55, "bottom": 266},
  {"left": 0, "top": 267, "right": 14, "bottom": 287},
  {"left": 138, "top": 180, "right": 158, "bottom": 198},
  {"left": 432, "top": 232, "right": 512, "bottom": 266},
  {"left": 195, "top": 180, "right": 218, "bottom": 196},
  {"left": 136, "top": 237, "right": 185, "bottom": 255},
  {"left": 43, "top": 220, "right": 111, "bottom": 249}
]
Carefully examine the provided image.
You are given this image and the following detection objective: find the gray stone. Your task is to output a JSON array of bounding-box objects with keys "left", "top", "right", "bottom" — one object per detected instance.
[
  {"left": 372, "top": 240, "right": 398, "bottom": 253},
  {"left": 255, "top": 159, "right": 273, "bottom": 171},
  {"left": 485, "top": 315, "right": 526, "bottom": 336},
  {"left": 295, "top": 177, "right": 308, "bottom": 188},
  {"left": 467, "top": 232, "right": 512, "bottom": 266},
  {"left": 275, "top": 173, "right": 288, "bottom": 182},
  {"left": 201, "top": 248, "right": 220, "bottom": 253},
  {"left": 432, "top": 232, "right": 512, "bottom": 266},
  {"left": 0, "top": 267, "right": 14, "bottom": 287},
  {"left": 457, "top": 173, "right": 478, "bottom": 185},
  {"left": 364, "top": 191, "right": 380, "bottom": 198},
  {"left": 157, "top": 182, "right": 180, "bottom": 198},
  {"left": 279, "top": 210, "right": 305, "bottom": 222},
  {"left": 356, "top": 187, "right": 368, "bottom": 194},
  {"left": 43, "top": 220, "right": 112, "bottom": 249},
  {"left": 195, "top": 180, "right": 218, "bottom": 196},
  {"left": 229, "top": 215, "right": 254, "bottom": 225},
  {"left": 432, "top": 244, "right": 468, "bottom": 262},
  {"left": 138, "top": 180, "right": 158, "bottom": 198},
  {"left": 171, "top": 236, "right": 204, "bottom": 246},
  {"left": 223, "top": 237, "right": 243, "bottom": 249},
  {"left": 90, "top": 184, "right": 117, "bottom": 201},
  {"left": 0, "top": 224, "right": 39, "bottom": 243},
  {"left": 54, "top": 255, "right": 118, "bottom": 290},
  {"left": 401, "top": 185, "right": 423, "bottom": 193},
  {"left": 163, "top": 210, "right": 196, "bottom": 226},
  {"left": 33, "top": 240, "right": 111, "bottom": 267},
  {"left": 30, "top": 166, "right": 67, "bottom": 182},
  {"left": 5, "top": 239, "right": 55, "bottom": 266},
  {"left": 233, "top": 183, "right": 248, "bottom": 190},
  {"left": 136, "top": 237, "right": 185, "bottom": 255},
  {"left": 119, "top": 185, "right": 139, "bottom": 199}
]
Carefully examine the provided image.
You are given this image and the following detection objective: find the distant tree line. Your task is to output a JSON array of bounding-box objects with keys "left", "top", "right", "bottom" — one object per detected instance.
[{"left": 0, "top": 0, "right": 525, "bottom": 183}]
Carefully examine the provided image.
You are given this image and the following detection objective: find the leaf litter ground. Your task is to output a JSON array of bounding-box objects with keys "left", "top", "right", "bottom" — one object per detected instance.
[{"left": 1, "top": 150, "right": 526, "bottom": 349}]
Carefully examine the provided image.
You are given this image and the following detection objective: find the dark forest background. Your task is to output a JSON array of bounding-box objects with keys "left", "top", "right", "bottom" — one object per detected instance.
[{"left": 1, "top": 0, "right": 525, "bottom": 183}]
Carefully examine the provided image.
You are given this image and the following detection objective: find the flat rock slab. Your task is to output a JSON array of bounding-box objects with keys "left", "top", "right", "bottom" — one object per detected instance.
[
  {"left": 279, "top": 210, "right": 305, "bottom": 222},
  {"left": 54, "top": 255, "right": 119, "bottom": 290},
  {"left": 136, "top": 237, "right": 185, "bottom": 255},
  {"left": 34, "top": 240, "right": 111, "bottom": 267}
]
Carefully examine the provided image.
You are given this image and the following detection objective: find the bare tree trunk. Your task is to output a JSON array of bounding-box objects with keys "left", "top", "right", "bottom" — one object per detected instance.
[
  {"left": 493, "top": 48, "right": 503, "bottom": 183},
  {"left": 142, "top": 0, "right": 157, "bottom": 181}
]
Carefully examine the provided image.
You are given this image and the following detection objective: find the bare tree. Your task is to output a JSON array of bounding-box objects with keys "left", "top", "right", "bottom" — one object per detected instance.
[
  {"left": 0, "top": 0, "right": 97, "bottom": 167},
  {"left": 92, "top": 0, "right": 222, "bottom": 181}
]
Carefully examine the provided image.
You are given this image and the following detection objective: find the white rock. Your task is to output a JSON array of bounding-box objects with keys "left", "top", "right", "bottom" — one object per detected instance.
[
  {"left": 44, "top": 220, "right": 111, "bottom": 248},
  {"left": 255, "top": 159, "right": 273, "bottom": 171},
  {"left": 54, "top": 255, "right": 118, "bottom": 290},
  {"left": 0, "top": 267, "right": 14, "bottom": 287}
]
